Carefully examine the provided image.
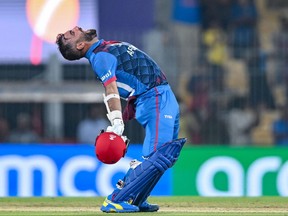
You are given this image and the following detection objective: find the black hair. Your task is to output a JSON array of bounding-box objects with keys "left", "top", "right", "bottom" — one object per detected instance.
[{"left": 56, "top": 35, "right": 82, "bottom": 61}]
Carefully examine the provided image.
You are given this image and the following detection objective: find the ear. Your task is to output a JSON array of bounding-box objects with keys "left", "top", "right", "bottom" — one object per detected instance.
[{"left": 76, "top": 42, "right": 85, "bottom": 51}]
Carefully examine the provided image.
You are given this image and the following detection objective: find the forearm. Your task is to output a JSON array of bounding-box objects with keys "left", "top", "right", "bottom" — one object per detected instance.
[
  {"left": 103, "top": 81, "right": 124, "bottom": 135},
  {"left": 105, "top": 82, "right": 122, "bottom": 112}
]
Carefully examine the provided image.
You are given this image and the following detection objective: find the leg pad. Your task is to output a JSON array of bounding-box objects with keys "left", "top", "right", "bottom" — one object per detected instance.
[{"left": 112, "top": 138, "right": 186, "bottom": 204}]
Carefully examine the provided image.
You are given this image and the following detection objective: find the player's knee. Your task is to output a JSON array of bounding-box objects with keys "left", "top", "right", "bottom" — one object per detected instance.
[
  {"left": 150, "top": 138, "right": 186, "bottom": 172},
  {"left": 152, "top": 153, "right": 171, "bottom": 172}
]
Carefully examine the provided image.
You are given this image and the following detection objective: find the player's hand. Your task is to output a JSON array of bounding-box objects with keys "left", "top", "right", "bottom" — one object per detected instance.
[
  {"left": 121, "top": 135, "right": 130, "bottom": 148},
  {"left": 121, "top": 135, "right": 130, "bottom": 156},
  {"left": 106, "top": 119, "right": 124, "bottom": 136}
]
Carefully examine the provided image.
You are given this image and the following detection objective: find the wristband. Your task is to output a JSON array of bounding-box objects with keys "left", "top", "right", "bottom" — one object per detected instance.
[{"left": 107, "top": 110, "right": 123, "bottom": 123}]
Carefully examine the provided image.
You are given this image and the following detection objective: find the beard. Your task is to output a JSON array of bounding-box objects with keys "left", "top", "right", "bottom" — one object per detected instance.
[{"left": 83, "top": 29, "right": 97, "bottom": 41}]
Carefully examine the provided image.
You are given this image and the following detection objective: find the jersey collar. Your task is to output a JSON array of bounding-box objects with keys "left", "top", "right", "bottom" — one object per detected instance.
[{"left": 85, "top": 39, "right": 104, "bottom": 59}]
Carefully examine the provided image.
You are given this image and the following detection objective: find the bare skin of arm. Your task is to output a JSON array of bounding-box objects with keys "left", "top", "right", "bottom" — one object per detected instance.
[{"left": 104, "top": 81, "right": 122, "bottom": 112}]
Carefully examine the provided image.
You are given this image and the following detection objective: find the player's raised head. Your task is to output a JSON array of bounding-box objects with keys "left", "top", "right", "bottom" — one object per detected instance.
[{"left": 56, "top": 26, "right": 97, "bottom": 60}]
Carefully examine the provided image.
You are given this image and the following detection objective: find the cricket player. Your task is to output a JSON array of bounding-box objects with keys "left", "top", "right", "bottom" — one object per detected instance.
[{"left": 56, "top": 26, "right": 186, "bottom": 213}]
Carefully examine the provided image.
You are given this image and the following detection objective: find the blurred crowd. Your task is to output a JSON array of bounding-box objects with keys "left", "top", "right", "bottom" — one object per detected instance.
[
  {"left": 170, "top": 0, "right": 288, "bottom": 146},
  {"left": 1, "top": 0, "right": 288, "bottom": 146},
  {"left": 0, "top": 104, "right": 110, "bottom": 145}
]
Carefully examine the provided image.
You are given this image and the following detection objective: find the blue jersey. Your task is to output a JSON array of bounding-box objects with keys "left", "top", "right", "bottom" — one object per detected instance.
[{"left": 85, "top": 39, "right": 168, "bottom": 99}]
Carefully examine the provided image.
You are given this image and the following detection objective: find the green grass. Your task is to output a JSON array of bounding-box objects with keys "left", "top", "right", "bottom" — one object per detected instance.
[{"left": 0, "top": 196, "right": 287, "bottom": 216}]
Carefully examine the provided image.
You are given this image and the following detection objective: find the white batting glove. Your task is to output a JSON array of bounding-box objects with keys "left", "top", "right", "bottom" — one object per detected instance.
[{"left": 106, "top": 119, "right": 124, "bottom": 136}]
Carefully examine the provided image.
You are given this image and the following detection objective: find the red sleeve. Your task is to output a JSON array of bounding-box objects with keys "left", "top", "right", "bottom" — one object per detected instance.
[{"left": 103, "top": 76, "right": 117, "bottom": 87}]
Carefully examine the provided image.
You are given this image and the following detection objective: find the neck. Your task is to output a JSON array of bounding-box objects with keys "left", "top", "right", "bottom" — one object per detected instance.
[{"left": 83, "top": 38, "right": 99, "bottom": 55}]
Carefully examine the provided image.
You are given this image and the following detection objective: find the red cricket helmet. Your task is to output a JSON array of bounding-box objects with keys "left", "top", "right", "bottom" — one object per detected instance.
[{"left": 95, "top": 131, "right": 128, "bottom": 164}]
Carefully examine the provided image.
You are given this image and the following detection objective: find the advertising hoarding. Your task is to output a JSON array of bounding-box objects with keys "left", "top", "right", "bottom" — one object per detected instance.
[
  {"left": 1, "top": 144, "right": 287, "bottom": 197},
  {"left": 0, "top": 144, "right": 171, "bottom": 197},
  {"left": 173, "top": 147, "right": 288, "bottom": 196}
]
